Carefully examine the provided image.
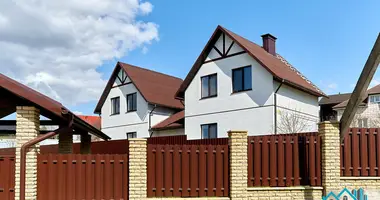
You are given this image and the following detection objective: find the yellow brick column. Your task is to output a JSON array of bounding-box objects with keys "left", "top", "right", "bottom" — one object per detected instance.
[
  {"left": 58, "top": 129, "right": 73, "bottom": 154},
  {"left": 129, "top": 138, "right": 147, "bottom": 200},
  {"left": 228, "top": 130, "right": 248, "bottom": 200},
  {"left": 15, "top": 106, "right": 40, "bottom": 200},
  {"left": 319, "top": 121, "right": 341, "bottom": 195}
]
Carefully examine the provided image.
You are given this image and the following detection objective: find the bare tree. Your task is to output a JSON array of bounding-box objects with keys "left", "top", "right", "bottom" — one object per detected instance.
[{"left": 277, "top": 109, "right": 310, "bottom": 134}]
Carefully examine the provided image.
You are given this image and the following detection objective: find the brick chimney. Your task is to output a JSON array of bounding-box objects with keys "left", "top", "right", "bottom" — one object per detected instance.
[{"left": 261, "top": 34, "right": 277, "bottom": 56}]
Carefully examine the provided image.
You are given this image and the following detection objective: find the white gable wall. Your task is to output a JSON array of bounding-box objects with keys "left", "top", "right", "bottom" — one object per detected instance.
[
  {"left": 101, "top": 72, "right": 180, "bottom": 140},
  {"left": 101, "top": 82, "right": 149, "bottom": 139},
  {"left": 185, "top": 33, "right": 319, "bottom": 138},
  {"left": 185, "top": 34, "right": 275, "bottom": 139}
]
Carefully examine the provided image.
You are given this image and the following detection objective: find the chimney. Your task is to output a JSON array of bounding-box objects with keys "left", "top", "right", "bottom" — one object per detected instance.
[{"left": 261, "top": 33, "right": 277, "bottom": 56}]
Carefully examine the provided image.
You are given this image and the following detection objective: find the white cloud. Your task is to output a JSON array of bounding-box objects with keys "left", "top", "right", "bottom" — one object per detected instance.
[
  {"left": 0, "top": 0, "right": 158, "bottom": 105},
  {"left": 73, "top": 111, "right": 83, "bottom": 115},
  {"left": 327, "top": 83, "right": 338, "bottom": 89}
]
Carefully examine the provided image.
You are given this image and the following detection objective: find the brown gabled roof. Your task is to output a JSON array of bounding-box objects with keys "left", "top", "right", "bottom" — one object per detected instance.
[
  {"left": 319, "top": 93, "right": 352, "bottom": 105},
  {"left": 368, "top": 84, "right": 380, "bottom": 94},
  {"left": 331, "top": 84, "right": 380, "bottom": 109},
  {"left": 151, "top": 110, "right": 184, "bottom": 130},
  {"left": 175, "top": 25, "right": 325, "bottom": 99},
  {"left": 0, "top": 73, "right": 110, "bottom": 140},
  {"left": 94, "top": 62, "right": 184, "bottom": 114}
]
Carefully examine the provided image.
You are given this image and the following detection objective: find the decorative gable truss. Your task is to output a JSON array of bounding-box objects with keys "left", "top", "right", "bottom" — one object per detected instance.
[
  {"left": 205, "top": 32, "right": 246, "bottom": 63},
  {"left": 113, "top": 69, "right": 131, "bottom": 87}
]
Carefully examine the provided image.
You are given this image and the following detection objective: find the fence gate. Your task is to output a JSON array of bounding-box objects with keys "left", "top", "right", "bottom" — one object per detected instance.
[
  {"left": 37, "top": 154, "right": 129, "bottom": 200},
  {"left": 0, "top": 155, "right": 15, "bottom": 200}
]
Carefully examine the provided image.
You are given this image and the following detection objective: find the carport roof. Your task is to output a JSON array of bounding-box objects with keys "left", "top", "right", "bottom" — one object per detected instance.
[{"left": 0, "top": 73, "right": 110, "bottom": 140}]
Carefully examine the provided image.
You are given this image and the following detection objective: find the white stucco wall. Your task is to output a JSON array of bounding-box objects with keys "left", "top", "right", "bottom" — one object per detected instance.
[
  {"left": 275, "top": 83, "right": 319, "bottom": 133},
  {"left": 101, "top": 82, "right": 149, "bottom": 139},
  {"left": 185, "top": 34, "right": 275, "bottom": 139}
]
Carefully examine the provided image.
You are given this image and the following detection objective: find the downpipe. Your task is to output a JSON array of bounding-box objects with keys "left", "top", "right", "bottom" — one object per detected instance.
[
  {"left": 20, "top": 114, "right": 73, "bottom": 200},
  {"left": 274, "top": 79, "right": 284, "bottom": 134},
  {"left": 149, "top": 104, "right": 157, "bottom": 137}
]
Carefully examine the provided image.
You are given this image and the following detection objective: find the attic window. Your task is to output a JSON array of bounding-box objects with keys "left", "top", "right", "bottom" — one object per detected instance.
[
  {"left": 232, "top": 66, "right": 252, "bottom": 93},
  {"left": 111, "top": 97, "right": 120, "bottom": 115},
  {"left": 201, "top": 74, "right": 217, "bottom": 98}
]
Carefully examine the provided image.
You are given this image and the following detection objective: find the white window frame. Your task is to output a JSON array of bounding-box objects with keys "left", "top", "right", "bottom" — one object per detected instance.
[{"left": 370, "top": 95, "right": 380, "bottom": 103}]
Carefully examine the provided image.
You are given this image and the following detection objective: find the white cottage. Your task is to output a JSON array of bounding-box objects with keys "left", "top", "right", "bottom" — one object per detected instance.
[
  {"left": 94, "top": 63, "right": 184, "bottom": 140},
  {"left": 174, "top": 25, "right": 325, "bottom": 139}
]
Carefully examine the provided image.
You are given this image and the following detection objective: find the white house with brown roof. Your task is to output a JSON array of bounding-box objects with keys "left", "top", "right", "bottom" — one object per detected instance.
[
  {"left": 320, "top": 84, "right": 380, "bottom": 128},
  {"left": 94, "top": 62, "right": 184, "bottom": 140},
  {"left": 175, "top": 26, "right": 325, "bottom": 139}
]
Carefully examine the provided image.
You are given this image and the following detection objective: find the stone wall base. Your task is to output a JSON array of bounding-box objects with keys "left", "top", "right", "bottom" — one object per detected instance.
[
  {"left": 247, "top": 187, "right": 323, "bottom": 200},
  {"left": 341, "top": 178, "right": 380, "bottom": 199}
]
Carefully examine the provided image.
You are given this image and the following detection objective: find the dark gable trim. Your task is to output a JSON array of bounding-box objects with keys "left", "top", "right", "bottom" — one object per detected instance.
[
  {"left": 175, "top": 25, "right": 324, "bottom": 99},
  {"left": 203, "top": 51, "right": 246, "bottom": 64},
  {"left": 111, "top": 81, "right": 132, "bottom": 88},
  {"left": 94, "top": 62, "right": 149, "bottom": 114}
]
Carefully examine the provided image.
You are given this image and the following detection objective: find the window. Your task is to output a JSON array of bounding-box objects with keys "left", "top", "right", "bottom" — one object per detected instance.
[
  {"left": 232, "top": 66, "right": 252, "bottom": 93},
  {"left": 201, "top": 123, "right": 217, "bottom": 139},
  {"left": 127, "top": 93, "right": 137, "bottom": 112},
  {"left": 358, "top": 118, "right": 368, "bottom": 128},
  {"left": 111, "top": 97, "right": 120, "bottom": 115},
  {"left": 201, "top": 74, "right": 217, "bottom": 98},
  {"left": 126, "top": 132, "right": 137, "bottom": 139},
  {"left": 370, "top": 95, "right": 380, "bottom": 103}
]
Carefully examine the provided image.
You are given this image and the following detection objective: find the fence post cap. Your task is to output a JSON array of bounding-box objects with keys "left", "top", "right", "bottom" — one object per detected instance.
[
  {"left": 318, "top": 121, "right": 340, "bottom": 125},
  {"left": 128, "top": 138, "right": 147, "bottom": 141},
  {"left": 227, "top": 130, "right": 248, "bottom": 133}
]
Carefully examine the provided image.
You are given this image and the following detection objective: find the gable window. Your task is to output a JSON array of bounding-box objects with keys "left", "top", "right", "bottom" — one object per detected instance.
[
  {"left": 127, "top": 132, "right": 137, "bottom": 139},
  {"left": 201, "top": 74, "right": 217, "bottom": 98},
  {"left": 111, "top": 97, "right": 120, "bottom": 115},
  {"left": 370, "top": 95, "right": 380, "bottom": 103},
  {"left": 127, "top": 93, "right": 137, "bottom": 112},
  {"left": 201, "top": 123, "right": 217, "bottom": 139},
  {"left": 232, "top": 66, "right": 252, "bottom": 93},
  {"left": 358, "top": 118, "right": 368, "bottom": 128}
]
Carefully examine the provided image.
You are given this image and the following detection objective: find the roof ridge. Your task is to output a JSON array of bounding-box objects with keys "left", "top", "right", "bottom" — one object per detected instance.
[
  {"left": 119, "top": 62, "right": 183, "bottom": 81},
  {"left": 275, "top": 54, "right": 326, "bottom": 96}
]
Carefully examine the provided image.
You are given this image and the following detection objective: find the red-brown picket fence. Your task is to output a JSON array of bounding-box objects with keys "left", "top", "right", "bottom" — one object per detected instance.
[
  {"left": 341, "top": 128, "right": 380, "bottom": 177},
  {"left": 248, "top": 132, "right": 322, "bottom": 187},
  {"left": 37, "top": 154, "right": 129, "bottom": 200},
  {"left": 147, "top": 138, "right": 229, "bottom": 198}
]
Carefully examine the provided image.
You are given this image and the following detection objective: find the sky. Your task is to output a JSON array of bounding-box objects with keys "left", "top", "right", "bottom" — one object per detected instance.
[{"left": 0, "top": 0, "right": 379, "bottom": 116}]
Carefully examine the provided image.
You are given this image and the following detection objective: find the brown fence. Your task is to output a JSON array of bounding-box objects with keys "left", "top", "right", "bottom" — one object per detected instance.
[
  {"left": 0, "top": 155, "right": 15, "bottom": 200},
  {"left": 147, "top": 138, "right": 229, "bottom": 198},
  {"left": 341, "top": 128, "right": 380, "bottom": 177},
  {"left": 37, "top": 154, "right": 129, "bottom": 200},
  {"left": 248, "top": 132, "right": 322, "bottom": 187},
  {"left": 40, "top": 139, "right": 130, "bottom": 154}
]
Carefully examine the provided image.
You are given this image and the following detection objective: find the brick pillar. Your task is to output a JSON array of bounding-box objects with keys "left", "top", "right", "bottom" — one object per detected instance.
[
  {"left": 58, "top": 129, "right": 73, "bottom": 154},
  {"left": 128, "top": 138, "right": 147, "bottom": 200},
  {"left": 80, "top": 134, "right": 91, "bottom": 154},
  {"left": 15, "top": 106, "right": 40, "bottom": 200},
  {"left": 228, "top": 130, "right": 248, "bottom": 200},
  {"left": 319, "top": 121, "right": 341, "bottom": 195}
]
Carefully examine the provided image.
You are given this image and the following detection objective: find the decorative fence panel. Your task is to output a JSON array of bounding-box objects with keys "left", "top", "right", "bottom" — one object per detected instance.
[
  {"left": 0, "top": 155, "right": 15, "bottom": 200},
  {"left": 248, "top": 132, "right": 322, "bottom": 187},
  {"left": 147, "top": 138, "right": 229, "bottom": 198},
  {"left": 37, "top": 154, "right": 129, "bottom": 200},
  {"left": 341, "top": 128, "right": 380, "bottom": 177}
]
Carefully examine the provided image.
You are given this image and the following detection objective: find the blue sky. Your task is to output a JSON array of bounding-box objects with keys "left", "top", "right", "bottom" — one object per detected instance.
[{"left": 73, "top": 1, "right": 380, "bottom": 115}]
